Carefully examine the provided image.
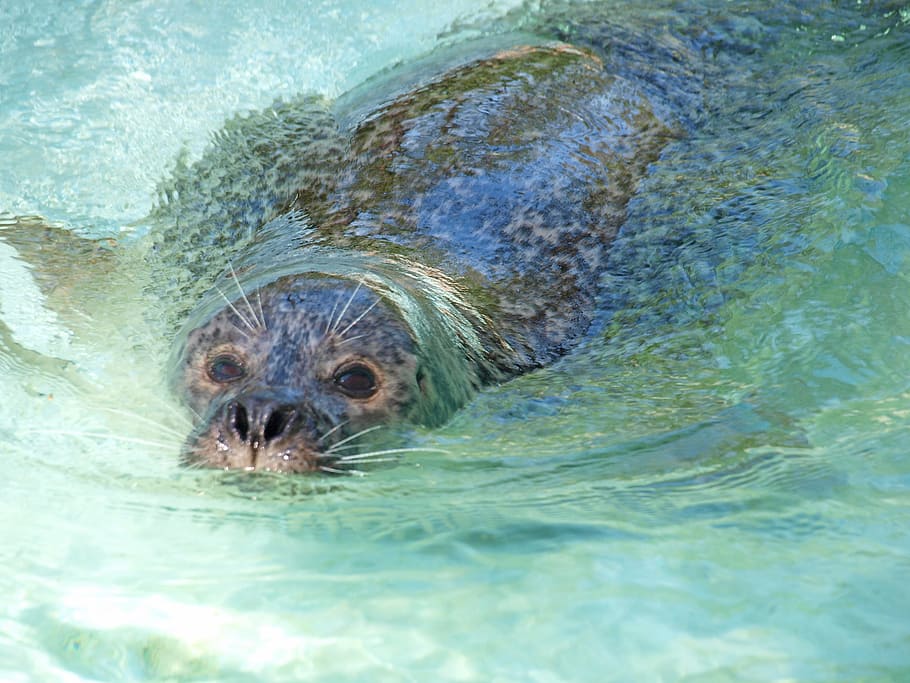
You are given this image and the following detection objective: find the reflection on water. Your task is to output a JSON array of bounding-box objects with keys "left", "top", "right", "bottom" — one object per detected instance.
[{"left": 1, "top": 0, "right": 910, "bottom": 680}]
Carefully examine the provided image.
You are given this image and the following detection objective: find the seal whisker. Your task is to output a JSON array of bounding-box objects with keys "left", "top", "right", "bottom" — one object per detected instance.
[
  {"left": 107, "top": 401, "right": 195, "bottom": 427},
  {"left": 318, "top": 419, "right": 350, "bottom": 443},
  {"left": 337, "top": 447, "right": 450, "bottom": 461},
  {"left": 335, "top": 334, "right": 369, "bottom": 346},
  {"left": 179, "top": 457, "right": 208, "bottom": 471},
  {"left": 256, "top": 289, "right": 267, "bottom": 332},
  {"left": 328, "top": 279, "right": 363, "bottom": 335},
  {"left": 336, "top": 297, "right": 380, "bottom": 339},
  {"left": 323, "top": 424, "right": 383, "bottom": 452},
  {"left": 229, "top": 262, "right": 265, "bottom": 330},
  {"left": 225, "top": 319, "right": 252, "bottom": 340},
  {"left": 214, "top": 285, "right": 257, "bottom": 333},
  {"left": 141, "top": 394, "right": 202, "bottom": 424},
  {"left": 20, "top": 428, "right": 176, "bottom": 449},
  {"left": 170, "top": 401, "right": 204, "bottom": 423},
  {"left": 324, "top": 298, "right": 341, "bottom": 336},
  {"left": 317, "top": 441, "right": 363, "bottom": 452},
  {"left": 99, "top": 408, "right": 188, "bottom": 437},
  {"left": 319, "top": 465, "right": 366, "bottom": 476}
]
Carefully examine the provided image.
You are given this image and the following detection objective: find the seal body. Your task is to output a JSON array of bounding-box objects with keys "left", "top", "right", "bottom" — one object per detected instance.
[{"left": 164, "top": 33, "right": 691, "bottom": 473}]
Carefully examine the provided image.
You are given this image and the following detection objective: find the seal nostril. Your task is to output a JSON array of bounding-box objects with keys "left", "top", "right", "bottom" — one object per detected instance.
[
  {"left": 222, "top": 397, "right": 296, "bottom": 449},
  {"left": 230, "top": 401, "right": 250, "bottom": 442},
  {"left": 263, "top": 406, "right": 294, "bottom": 443}
]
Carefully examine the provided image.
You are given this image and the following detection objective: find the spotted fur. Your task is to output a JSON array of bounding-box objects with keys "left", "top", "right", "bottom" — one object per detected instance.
[{"left": 163, "top": 23, "right": 707, "bottom": 473}]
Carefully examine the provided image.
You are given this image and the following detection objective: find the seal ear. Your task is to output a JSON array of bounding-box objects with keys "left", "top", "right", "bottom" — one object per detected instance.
[
  {"left": 412, "top": 365, "right": 435, "bottom": 423},
  {"left": 416, "top": 366, "right": 428, "bottom": 395},
  {"left": 409, "top": 347, "right": 479, "bottom": 428},
  {"left": 411, "top": 363, "right": 452, "bottom": 428}
]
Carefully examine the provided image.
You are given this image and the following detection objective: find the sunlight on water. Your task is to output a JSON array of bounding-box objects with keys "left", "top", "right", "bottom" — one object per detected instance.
[{"left": 2, "top": 0, "right": 910, "bottom": 681}]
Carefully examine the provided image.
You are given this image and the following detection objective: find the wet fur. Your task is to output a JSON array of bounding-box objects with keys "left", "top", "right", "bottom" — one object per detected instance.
[{"left": 155, "top": 3, "right": 784, "bottom": 472}]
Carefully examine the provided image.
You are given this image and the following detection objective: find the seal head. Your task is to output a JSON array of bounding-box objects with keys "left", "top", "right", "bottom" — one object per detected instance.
[{"left": 173, "top": 270, "right": 499, "bottom": 472}]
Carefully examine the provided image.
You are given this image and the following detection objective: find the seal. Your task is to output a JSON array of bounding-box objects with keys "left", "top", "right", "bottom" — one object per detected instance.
[{"left": 161, "top": 26, "right": 702, "bottom": 473}]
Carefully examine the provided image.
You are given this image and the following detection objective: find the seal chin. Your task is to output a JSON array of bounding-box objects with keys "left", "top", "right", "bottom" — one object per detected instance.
[{"left": 182, "top": 391, "right": 338, "bottom": 474}]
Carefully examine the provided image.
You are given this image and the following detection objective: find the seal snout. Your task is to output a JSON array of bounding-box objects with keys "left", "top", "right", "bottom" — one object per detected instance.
[
  {"left": 182, "top": 389, "right": 338, "bottom": 473},
  {"left": 224, "top": 394, "right": 298, "bottom": 450}
]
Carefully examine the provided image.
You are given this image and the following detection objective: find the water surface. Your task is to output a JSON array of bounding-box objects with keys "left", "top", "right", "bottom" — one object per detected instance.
[{"left": 1, "top": 1, "right": 909, "bottom": 681}]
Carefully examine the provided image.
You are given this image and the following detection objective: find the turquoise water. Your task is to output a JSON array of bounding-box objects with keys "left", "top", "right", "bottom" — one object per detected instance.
[{"left": 2, "top": 1, "right": 910, "bottom": 681}]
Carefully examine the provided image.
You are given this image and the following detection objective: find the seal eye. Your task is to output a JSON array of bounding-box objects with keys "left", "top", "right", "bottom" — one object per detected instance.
[
  {"left": 207, "top": 354, "right": 246, "bottom": 383},
  {"left": 333, "top": 364, "right": 378, "bottom": 399}
]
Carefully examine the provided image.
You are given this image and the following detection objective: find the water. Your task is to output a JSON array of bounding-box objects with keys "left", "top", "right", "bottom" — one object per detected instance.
[{"left": 1, "top": 0, "right": 909, "bottom": 680}]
